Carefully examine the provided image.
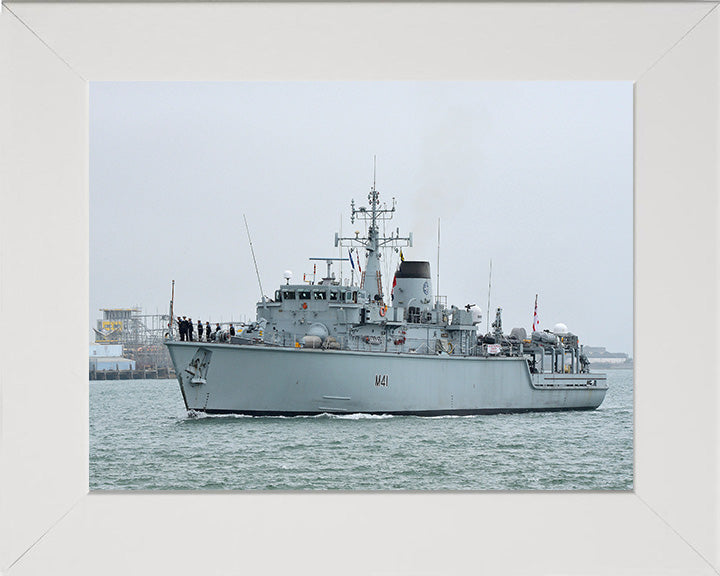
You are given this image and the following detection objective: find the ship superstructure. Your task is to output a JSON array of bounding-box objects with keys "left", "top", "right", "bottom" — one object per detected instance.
[{"left": 166, "top": 183, "right": 607, "bottom": 416}]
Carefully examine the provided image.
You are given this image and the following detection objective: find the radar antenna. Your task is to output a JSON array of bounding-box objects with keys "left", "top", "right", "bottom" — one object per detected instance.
[{"left": 309, "top": 257, "right": 349, "bottom": 284}]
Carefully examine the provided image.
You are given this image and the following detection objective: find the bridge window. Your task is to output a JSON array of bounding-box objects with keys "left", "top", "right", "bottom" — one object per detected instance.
[
  {"left": 313, "top": 290, "right": 327, "bottom": 300},
  {"left": 329, "top": 290, "right": 339, "bottom": 301},
  {"left": 298, "top": 290, "right": 311, "bottom": 300},
  {"left": 282, "top": 290, "right": 296, "bottom": 300}
]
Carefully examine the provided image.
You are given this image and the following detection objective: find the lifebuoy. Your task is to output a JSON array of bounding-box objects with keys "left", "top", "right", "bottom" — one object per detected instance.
[
  {"left": 379, "top": 305, "right": 387, "bottom": 317},
  {"left": 302, "top": 302, "right": 308, "bottom": 309}
]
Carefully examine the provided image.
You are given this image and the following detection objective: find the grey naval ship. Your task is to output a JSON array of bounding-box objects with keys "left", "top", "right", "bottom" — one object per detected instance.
[{"left": 166, "top": 185, "right": 607, "bottom": 416}]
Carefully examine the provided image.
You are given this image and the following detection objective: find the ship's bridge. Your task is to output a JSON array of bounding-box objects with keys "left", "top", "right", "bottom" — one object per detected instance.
[
  {"left": 272, "top": 285, "right": 367, "bottom": 305},
  {"left": 257, "top": 284, "right": 370, "bottom": 347}
]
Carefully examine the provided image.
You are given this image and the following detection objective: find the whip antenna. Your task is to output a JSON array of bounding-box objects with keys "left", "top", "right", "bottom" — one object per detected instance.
[
  {"left": 436, "top": 218, "right": 441, "bottom": 299},
  {"left": 243, "top": 214, "right": 266, "bottom": 305},
  {"left": 168, "top": 279, "right": 175, "bottom": 340},
  {"left": 486, "top": 259, "right": 492, "bottom": 334}
]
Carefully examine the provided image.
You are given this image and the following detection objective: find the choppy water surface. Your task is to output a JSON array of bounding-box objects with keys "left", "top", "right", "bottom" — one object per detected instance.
[{"left": 90, "top": 370, "right": 632, "bottom": 490}]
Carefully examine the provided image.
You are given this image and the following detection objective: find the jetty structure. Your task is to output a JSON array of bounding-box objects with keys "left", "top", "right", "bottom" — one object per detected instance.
[{"left": 165, "top": 182, "right": 607, "bottom": 416}]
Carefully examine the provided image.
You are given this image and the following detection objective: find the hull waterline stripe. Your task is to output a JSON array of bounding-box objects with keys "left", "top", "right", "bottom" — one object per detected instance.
[{"left": 197, "top": 406, "right": 600, "bottom": 417}]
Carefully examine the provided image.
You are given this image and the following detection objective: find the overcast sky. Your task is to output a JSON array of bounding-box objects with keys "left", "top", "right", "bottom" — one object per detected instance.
[{"left": 90, "top": 82, "right": 632, "bottom": 354}]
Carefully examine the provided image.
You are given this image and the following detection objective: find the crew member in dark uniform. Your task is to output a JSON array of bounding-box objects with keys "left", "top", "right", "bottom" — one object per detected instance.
[
  {"left": 177, "top": 316, "right": 184, "bottom": 341},
  {"left": 229, "top": 323, "right": 236, "bottom": 336},
  {"left": 206, "top": 321, "right": 212, "bottom": 341},
  {"left": 188, "top": 318, "right": 194, "bottom": 341},
  {"left": 197, "top": 320, "right": 203, "bottom": 341}
]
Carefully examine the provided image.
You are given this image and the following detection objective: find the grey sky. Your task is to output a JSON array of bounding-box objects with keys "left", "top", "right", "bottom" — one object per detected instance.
[{"left": 90, "top": 82, "right": 632, "bottom": 354}]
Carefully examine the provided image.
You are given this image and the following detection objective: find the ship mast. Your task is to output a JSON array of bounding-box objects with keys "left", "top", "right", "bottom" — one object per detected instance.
[{"left": 335, "top": 181, "right": 412, "bottom": 305}]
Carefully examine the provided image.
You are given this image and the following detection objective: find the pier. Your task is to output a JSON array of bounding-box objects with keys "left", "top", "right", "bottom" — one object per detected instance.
[{"left": 89, "top": 366, "right": 176, "bottom": 381}]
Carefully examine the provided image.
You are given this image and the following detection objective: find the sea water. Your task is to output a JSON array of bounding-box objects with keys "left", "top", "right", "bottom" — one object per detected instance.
[{"left": 90, "top": 369, "right": 633, "bottom": 490}]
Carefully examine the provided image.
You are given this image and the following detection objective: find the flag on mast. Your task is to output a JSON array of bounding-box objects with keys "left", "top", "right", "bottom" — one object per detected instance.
[
  {"left": 356, "top": 249, "right": 362, "bottom": 273},
  {"left": 533, "top": 294, "right": 540, "bottom": 332},
  {"left": 348, "top": 249, "right": 355, "bottom": 270},
  {"left": 400, "top": 248, "right": 405, "bottom": 262}
]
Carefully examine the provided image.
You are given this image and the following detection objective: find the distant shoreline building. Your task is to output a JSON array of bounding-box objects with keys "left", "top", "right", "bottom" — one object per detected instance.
[
  {"left": 89, "top": 344, "right": 136, "bottom": 371},
  {"left": 91, "top": 307, "right": 173, "bottom": 379}
]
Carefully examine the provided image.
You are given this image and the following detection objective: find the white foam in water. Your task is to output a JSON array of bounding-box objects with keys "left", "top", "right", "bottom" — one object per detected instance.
[
  {"left": 329, "top": 413, "right": 394, "bottom": 420},
  {"left": 185, "top": 411, "right": 253, "bottom": 420}
]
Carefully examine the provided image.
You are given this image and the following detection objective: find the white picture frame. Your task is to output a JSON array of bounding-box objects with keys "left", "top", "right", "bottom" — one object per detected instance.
[{"left": 1, "top": 2, "right": 718, "bottom": 574}]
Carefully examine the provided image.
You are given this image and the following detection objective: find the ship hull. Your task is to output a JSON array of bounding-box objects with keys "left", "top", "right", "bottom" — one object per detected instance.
[{"left": 166, "top": 341, "right": 607, "bottom": 415}]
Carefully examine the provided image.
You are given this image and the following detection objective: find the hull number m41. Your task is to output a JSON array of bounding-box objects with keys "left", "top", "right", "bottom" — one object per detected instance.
[{"left": 375, "top": 374, "right": 389, "bottom": 387}]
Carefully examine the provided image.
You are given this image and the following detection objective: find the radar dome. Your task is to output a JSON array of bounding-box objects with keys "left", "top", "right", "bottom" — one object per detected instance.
[
  {"left": 283, "top": 270, "right": 292, "bottom": 280},
  {"left": 553, "top": 323, "right": 568, "bottom": 334}
]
